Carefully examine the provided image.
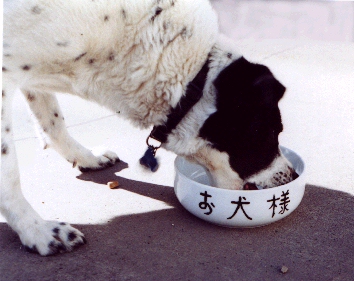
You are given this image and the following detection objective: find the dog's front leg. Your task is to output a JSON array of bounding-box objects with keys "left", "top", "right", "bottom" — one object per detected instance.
[
  {"left": 1, "top": 86, "right": 86, "bottom": 255},
  {"left": 22, "top": 90, "right": 119, "bottom": 172},
  {"left": 188, "top": 145, "right": 244, "bottom": 190}
]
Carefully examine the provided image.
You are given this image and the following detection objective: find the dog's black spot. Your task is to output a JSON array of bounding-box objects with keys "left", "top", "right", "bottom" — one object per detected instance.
[
  {"left": 5, "top": 126, "right": 10, "bottom": 133},
  {"left": 199, "top": 57, "right": 286, "bottom": 179},
  {"left": 53, "top": 234, "right": 62, "bottom": 242},
  {"left": 181, "top": 27, "right": 190, "bottom": 39},
  {"left": 292, "top": 170, "right": 299, "bottom": 180},
  {"left": 2, "top": 90, "right": 5, "bottom": 98},
  {"left": 2, "top": 143, "right": 8, "bottom": 155},
  {"left": 2, "top": 67, "right": 8, "bottom": 72},
  {"left": 163, "top": 21, "right": 169, "bottom": 31},
  {"left": 151, "top": 7, "right": 163, "bottom": 22},
  {"left": 155, "top": 7, "right": 163, "bottom": 15},
  {"left": 25, "top": 245, "right": 38, "bottom": 254},
  {"left": 52, "top": 227, "right": 60, "bottom": 234},
  {"left": 227, "top": 53, "right": 232, "bottom": 59},
  {"left": 43, "top": 127, "right": 48, "bottom": 133},
  {"left": 74, "top": 52, "right": 87, "bottom": 61},
  {"left": 108, "top": 53, "right": 115, "bottom": 61},
  {"left": 51, "top": 120, "right": 55, "bottom": 126},
  {"left": 59, "top": 222, "right": 66, "bottom": 226},
  {"left": 48, "top": 241, "right": 66, "bottom": 254},
  {"left": 104, "top": 15, "right": 109, "bottom": 21},
  {"left": 68, "top": 232, "right": 77, "bottom": 242},
  {"left": 57, "top": 41, "right": 69, "bottom": 47},
  {"left": 88, "top": 58, "right": 95, "bottom": 64},
  {"left": 121, "top": 9, "right": 127, "bottom": 20},
  {"left": 21, "top": 65, "right": 32, "bottom": 71},
  {"left": 27, "top": 93, "right": 35, "bottom": 102},
  {"left": 54, "top": 112, "right": 59, "bottom": 117},
  {"left": 4, "top": 54, "right": 11, "bottom": 57},
  {"left": 31, "top": 6, "right": 42, "bottom": 14}
]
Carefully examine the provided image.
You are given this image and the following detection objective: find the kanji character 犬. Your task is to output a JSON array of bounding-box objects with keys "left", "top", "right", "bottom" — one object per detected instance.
[{"left": 227, "top": 196, "right": 252, "bottom": 220}]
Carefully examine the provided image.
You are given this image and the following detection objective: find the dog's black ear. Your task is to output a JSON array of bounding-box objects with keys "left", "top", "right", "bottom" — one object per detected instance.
[
  {"left": 253, "top": 74, "right": 286, "bottom": 108},
  {"left": 213, "top": 57, "right": 286, "bottom": 110}
]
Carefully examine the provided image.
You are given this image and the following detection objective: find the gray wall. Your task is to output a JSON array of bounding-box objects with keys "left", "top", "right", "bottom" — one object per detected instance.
[{"left": 211, "top": 0, "right": 354, "bottom": 42}]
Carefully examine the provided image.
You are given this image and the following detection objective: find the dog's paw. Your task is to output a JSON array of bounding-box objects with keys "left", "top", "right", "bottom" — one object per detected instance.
[
  {"left": 20, "top": 221, "right": 86, "bottom": 256},
  {"left": 75, "top": 148, "right": 120, "bottom": 172}
]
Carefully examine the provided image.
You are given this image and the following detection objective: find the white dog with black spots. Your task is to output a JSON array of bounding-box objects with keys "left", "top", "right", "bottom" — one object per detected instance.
[{"left": 2, "top": 0, "right": 297, "bottom": 255}]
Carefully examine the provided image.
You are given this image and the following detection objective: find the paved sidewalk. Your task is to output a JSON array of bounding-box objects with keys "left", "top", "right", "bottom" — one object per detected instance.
[{"left": 1, "top": 181, "right": 353, "bottom": 281}]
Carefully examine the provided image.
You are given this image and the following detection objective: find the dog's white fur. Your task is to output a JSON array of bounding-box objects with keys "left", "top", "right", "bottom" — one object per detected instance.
[{"left": 2, "top": 0, "right": 292, "bottom": 255}]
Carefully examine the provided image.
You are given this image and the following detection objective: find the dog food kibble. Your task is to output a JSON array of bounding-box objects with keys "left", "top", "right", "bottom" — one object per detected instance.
[
  {"left": 280, "top": 266, "right": 289, "bottom": 274},
  {"left": 108, "top": 181, "right": 119, "bottom": 189}
]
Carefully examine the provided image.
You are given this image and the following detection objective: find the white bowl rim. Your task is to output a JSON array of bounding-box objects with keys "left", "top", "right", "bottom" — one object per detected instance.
[{"left": 174, "top": 146, "right": 306, "bottom": 194}]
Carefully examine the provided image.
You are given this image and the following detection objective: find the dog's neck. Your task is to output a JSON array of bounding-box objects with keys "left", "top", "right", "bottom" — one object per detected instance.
[
  {"left": 148, "top": 58, "right": 210, "bottom": 144},
  {"left": 152, "top": 39, "right": 243, "bottom": 136},
  {"left": 158, "top": 41, "right": 243, "bottom": 155}
]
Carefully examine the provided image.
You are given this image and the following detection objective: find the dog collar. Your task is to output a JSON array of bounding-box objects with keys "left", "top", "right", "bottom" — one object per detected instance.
[
  {"left": 140, "top": 57, "right": 210, "bottom": 171},
  {"left": 150, "top": 58, "right": 210, "bottom": 143}
]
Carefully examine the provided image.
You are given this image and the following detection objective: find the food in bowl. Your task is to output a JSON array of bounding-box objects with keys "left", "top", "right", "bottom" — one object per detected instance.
[{"left": 174, "top": 146, "right": 305, "bottom": 227}]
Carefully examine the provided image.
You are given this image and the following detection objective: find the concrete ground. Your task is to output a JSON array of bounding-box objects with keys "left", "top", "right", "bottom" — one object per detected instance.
[{"left": 1, "top": 1, "right": 354, "bottom": 280}]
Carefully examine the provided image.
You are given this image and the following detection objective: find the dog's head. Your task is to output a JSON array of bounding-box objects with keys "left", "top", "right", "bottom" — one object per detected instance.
[{"left": 198, "top": 57, "right": 297, "bottom": 189}]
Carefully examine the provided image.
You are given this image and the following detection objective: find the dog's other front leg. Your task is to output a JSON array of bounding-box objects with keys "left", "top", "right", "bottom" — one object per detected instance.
[
  {"left": 1, "top": 85, "right": 86, "bottom": 255},
  {"left": 22, "top": 90, "right": 119, "bottom": 172},
  {"left": 188, "top": 146, "right": 244, "bottom": 190}
]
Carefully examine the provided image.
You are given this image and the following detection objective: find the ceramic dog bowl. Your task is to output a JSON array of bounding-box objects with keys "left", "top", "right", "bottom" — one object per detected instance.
[{"left": 174, "top": 146, "right": 306, "bottom": 228}]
